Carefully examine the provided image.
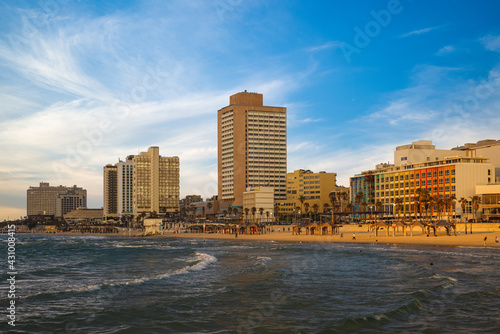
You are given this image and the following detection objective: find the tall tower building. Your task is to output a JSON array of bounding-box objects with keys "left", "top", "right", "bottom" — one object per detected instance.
[
  {"left": 118, "top": 156, "right": 134, "bottom": 216},
  {"left": 103, "top": 164, "right": 118, "bottom": 217},
  {"left": 218, "top": 91, "right": 287, "bottom": 207}
]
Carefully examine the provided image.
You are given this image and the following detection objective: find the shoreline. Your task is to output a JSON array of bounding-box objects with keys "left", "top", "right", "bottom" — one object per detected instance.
[{"left": 15, "top": 225, "right": 500, "bottom": 249}]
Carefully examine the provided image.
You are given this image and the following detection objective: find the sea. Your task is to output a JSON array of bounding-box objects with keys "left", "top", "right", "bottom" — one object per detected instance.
[{"left": 1, "top": 234, "right": 499, "bottom": 333}]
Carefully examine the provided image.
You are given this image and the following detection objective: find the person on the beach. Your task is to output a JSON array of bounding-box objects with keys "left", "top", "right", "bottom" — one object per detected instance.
[
  {"left": 496, "top": 236, "right": 499, "bottom": 243},
  {"left": 483, "top": 236, "right": 487, "bottom": 246},
  {"left": 352, "top": 233, "right": 356, "bottom": 240},
  {"left": 340, "top": 233, "right": 343, "bottom": 238}
]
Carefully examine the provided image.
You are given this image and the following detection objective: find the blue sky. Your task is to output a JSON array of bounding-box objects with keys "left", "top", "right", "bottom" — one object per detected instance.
[{"left": 1, "top": 0, "right": 500, "bottom": 220}]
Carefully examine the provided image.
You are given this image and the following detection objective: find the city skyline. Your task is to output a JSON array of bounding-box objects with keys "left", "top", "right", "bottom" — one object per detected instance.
[{"left": 1, "top": 0, "right": 500, "bottom": 221}]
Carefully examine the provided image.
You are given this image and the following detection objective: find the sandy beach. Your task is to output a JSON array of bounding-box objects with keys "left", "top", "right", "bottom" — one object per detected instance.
[
  {"left": 158, "top": 223, "right": 500, "bottom": 248},
  {"left": 26, "top": 222, "right": 500, "bottom": 248}
]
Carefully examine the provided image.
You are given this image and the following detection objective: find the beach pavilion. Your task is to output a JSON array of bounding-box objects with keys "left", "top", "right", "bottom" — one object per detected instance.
[{"left": 319, "top": 222, "right": 341, "bottom": 235}]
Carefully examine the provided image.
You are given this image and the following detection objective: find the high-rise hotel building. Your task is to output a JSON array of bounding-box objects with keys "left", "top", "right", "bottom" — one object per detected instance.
[
  {"left": 27, "top": 182, "right": 87, "bottom": 218},
  {"left": 103, "top": 147, "right": 180, "bottom": 217},
  {"left": 218, "top": 91, "right": 287, "bottom": 207},
  {"left": 103, "top": 164, "right": 118, "bottom": 217}
]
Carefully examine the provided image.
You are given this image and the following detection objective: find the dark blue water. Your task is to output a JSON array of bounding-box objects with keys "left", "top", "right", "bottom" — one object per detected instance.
[{"left": 1, "top": 235, "right": 499, "bottom": 333}]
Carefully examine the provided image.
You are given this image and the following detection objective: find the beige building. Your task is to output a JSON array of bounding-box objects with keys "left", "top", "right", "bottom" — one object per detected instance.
[
  {"left": 133, "top": 146, "right": 179, "bottom": 215},
  {"left": 27, "top": 182, "right": 87, "bottom": 218},
  {"left": 64, "top": 208, "right": 103, "bottom": 222},
  {"left": 55, "top": 190, "right": 86, "bottom": 218},
  {"left": 476, "top": 183, "right": 500, "bottom": 221},
  {"left": 103, "top": 146, "right": 180, "bottom": 217},
  {"left": 394, "top": 140, "right": 466, "bottom": 167},
  {"left": 395, "top": 139, "right": 500, "bottom": 182},
  {"left": 242, "top": 187, "right": 274, "bottom": 223},
  {"left": 218, "top": 91, "right": 287, "bottom": 207},
  {"left": 278, "top": 170, "right": 338, "bottom": 216},
  {"left": 452, "top": 139, "right": 500, "bottom": 181}
]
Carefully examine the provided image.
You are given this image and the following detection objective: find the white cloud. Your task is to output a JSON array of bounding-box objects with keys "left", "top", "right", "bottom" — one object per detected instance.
[
  {"left": 307, "top": 41, "right": 343, "bottom": 52},
  {"left": 436, "top": 45, "right": 455, "bottom": 55},
  {"left": 401, "top": 25, "right": 443, "bottom": 38},
  {"left": 480, "top": 34, "right": 500, "bottom": 52}
]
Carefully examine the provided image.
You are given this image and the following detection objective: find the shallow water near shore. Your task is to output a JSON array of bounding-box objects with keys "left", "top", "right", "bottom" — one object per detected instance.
[{"left": 2, "top": 234, "right": 500, "bottom": 333}]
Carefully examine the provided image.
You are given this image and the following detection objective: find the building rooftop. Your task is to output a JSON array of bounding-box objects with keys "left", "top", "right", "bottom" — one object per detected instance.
[{"left": 452, "top": 139, "right": 500, "bottom": 150}]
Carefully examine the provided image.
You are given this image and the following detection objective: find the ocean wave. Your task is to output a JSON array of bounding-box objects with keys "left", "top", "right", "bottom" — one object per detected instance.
[
  {"left": 336, "top": 298, "right": 423, "bottom": 330},
  {"left": 16, "top": 252, "right": 217, "bottom": 300},
  {"left": 431, "top": 273, "right": 458, "bottom": 289},
  {"left": 110, "top": 243, "right": 177, "bottom": 250},
  {"left": 256, "top": 256, "right": 271, "bottom": 264}
]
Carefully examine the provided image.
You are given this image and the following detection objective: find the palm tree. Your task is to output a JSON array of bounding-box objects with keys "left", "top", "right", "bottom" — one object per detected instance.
[
  {"left": 207, "top": 202, "right": 213, "bottom": 219},
  {"left": 244, "top": 208, "right": 249, "bottom": 224},
  {"left": 274, "top": 203, "right": 280, "bottom": 223},
  {"left": 375, "top": 200, "right": 383, "bottom": 222},
  {"left": 471, "top": 195, "right": 481, "bottom": 234},
  {"left": 329, "top": 192, "right": 338, "bottom": 223},
  {"left": 259, "top": 208, "right": 264, "bottom": 224},
  {"left": 323, "top": 202, "right": 330, "bottom": 213},
  {"left": 346, "top": 203, "right": 353, "bottom": 217},
  {"left": 417, "top": 189, "right": 431, "bottom": 221},
  {"left": 394, "top": 197, "right": 403, "bottom": 221},
  {"left": 435, "top": 197, "right": 444, "bottom": 220},
  {"left": 295, "top": 206, "right": 301, "bottom": 225},
  {"left": 443, "top": 197, "right": 450, "bottom": 221},
  {"left": 355, "top": 191, "right": 364, "bottom": 221},
  {"left": 427, "top": 195, "right": 435, "bottom": 222},
  {"left": 298, "top": 195, "right": 305, "bottom": 215},
  {"left": 304, "top": 202, "right": 310, "bottom": 221},
  {"left": 340, "top": 191, "right": 350, "bottom": 213},
  {"left": 414, "top": 190, "right": 421, "bottom": 220},
  {"left": 361, "top": 201, "right": 368, "bottom": 224},
  {"left": 251, "top": 207, "right": 256, "bottom": 224},
  {"left": 312, "top": 203, "right": 319, "bottom": 222},
  {"left": 471, "top": 196, "right": 481, "bottom": 222},
  {"left": 459, "top": 197, "right": 468, "bottom": 234},
  {"left": 265, "top": 211, "right": 270, "bottom": 226},
  {"left": 449, "top": 194, "right": 456, "bottom": 222}
]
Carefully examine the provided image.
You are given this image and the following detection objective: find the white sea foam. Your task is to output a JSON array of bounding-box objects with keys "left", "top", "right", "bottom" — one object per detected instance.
[
  {"left": 19, "top": 252, "right": 217, "bottom": 299},
  {"left": 256, "top": 256, "right": 271, "bottom": 264}
]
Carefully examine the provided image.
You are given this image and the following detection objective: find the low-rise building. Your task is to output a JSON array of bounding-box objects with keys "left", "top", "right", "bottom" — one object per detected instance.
[
  {"left": 351, "top": 147, "right": 493, "bottom": 219},
  {"left": 476, "top": 183, "right": 500, "bottom": 221},
  {"left": 277, "top": 170, "right": 338, "bottom": 218},
  {"left": 243, "top": 187, "right": 274, "bottom": 223},
  {"left": 64, "top": 208, "right": 104, "bottom": 223}
]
